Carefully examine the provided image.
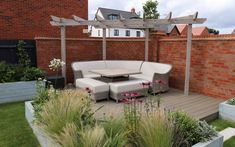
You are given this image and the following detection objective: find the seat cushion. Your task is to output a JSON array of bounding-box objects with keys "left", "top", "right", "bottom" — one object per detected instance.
[
  {"left": 105, "top": 60, "right": 143, "bottom": 71},
  {"left": 72, "top": 61, "right": 106, "bottom": 76},
  {"left": 76, "top": 78, "right": 109, "bottom": 93},
  {"left": 141, "top": 62, "right": 172, "bottom": 76},
  {"left": 83, "top": 73, "right": 100, "bottom": 78},
  {"left": 130, "top": 74, "right": 153, "bottom": 81},
  {"left": 109, "top": 79, "right": 148, "bottom": 93}
]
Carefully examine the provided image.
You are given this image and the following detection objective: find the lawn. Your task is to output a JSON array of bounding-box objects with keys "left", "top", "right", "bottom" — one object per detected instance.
[
  {"left": 210, "top": 119, "right": 235, "bottom": 147},
  {"left": 0, "top": 102, "right": 39, "bottom": 147}
]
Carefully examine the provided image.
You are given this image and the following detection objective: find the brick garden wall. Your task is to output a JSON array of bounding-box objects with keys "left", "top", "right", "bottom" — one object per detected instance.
[
  {"left": 36, "top": 34, "right": 235, "bottom": 99},
  {"left": 158, "top": 36, "right": 235, "bottom": 99},
  {"left": 35, "top": 37, "right": 152, "bottom": 83},
  {"left": 0, "top": 0, "right": 88, "bottom": 40}
]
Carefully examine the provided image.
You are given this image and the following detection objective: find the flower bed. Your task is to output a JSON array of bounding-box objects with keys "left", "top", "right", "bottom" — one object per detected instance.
[
  {"left": 25, "top": 86, "right": 225, "bottom": 147},
  {"left": 25, "top": 101, "right": 59, "bottom": 147},
  {"left": 219, "top": 99, "right": 235, "bottom": 122},
  {"left": 25, "top": 99, "right": 224, "bottom": 147}
]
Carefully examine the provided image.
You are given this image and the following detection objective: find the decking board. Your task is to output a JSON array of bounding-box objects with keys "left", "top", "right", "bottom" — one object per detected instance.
[{"left": 92, "top": 88, "right": 224, "bottom": 121}]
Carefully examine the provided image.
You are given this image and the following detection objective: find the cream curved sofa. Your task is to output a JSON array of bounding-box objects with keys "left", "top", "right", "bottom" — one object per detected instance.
[
  {"left": 131, "top": 62, "right": 172, "bottom": 93},
  {"left": 71, "top": 60, "right": 172, "bottom": 101}
]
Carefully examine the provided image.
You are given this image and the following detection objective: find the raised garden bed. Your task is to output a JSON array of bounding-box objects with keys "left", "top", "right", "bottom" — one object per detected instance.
[
  {"left": 25, "top": 100, "right": 223, "bottom": 147},
  {"left": 25, "top": 101, "right": 59, "bottom": 147},
  {"left": 192, "top": 135, "right": 223, "bottom": 147},
  {"left": 0, "top": 81, "right": 37, "bottom": 104},
  {"left": 219, "top": 101, "right": 235, "bottom": 122}
]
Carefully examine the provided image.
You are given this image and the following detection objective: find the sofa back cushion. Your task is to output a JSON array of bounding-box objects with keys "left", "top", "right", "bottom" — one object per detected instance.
[
  {"left": 141, "top": 62, "right": 172, "bottom": 76},
  {"left": 71, "top": 61, "right": 106, "bottom": 75},
  {"left": 105, "top": 60, "right": 143, "bottom": 71}
]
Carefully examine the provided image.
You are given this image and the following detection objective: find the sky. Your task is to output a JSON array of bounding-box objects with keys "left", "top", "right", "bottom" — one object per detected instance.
[{"left": 88, "top": 0, "right": 235, "bottom": 34}]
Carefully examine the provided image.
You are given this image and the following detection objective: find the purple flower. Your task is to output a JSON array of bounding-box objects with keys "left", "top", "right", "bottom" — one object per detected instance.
[
  {"left": 155, "top": 80, "right": 166, "bottom": 85},
  {"left": 85, "top": 87, "right": 92, "bottom": 94}
]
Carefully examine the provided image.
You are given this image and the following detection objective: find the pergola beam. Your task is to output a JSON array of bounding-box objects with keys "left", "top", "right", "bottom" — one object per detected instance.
[
  {"left": 50, "top": 14, "right": 206, "bottom": 28},
  {"left": 50, "top": 12, "right": 206, "bottom": 95}
]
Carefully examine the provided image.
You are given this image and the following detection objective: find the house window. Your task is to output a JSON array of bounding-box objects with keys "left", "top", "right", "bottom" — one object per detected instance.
[
  {"left": 98, "top": 30, "right": 101, "bottom": 36},
  {"left": 126, "top": 30, "right": 130, "bottom": 36},
  {"left": 114, "top": 29, "right": 119, "bottom": 36},
  {"left": 136, "top": 31, "right": 141, "bottom": 37},
  {"left": 108, "top": 14, "right": 119, "bottom": 20}
]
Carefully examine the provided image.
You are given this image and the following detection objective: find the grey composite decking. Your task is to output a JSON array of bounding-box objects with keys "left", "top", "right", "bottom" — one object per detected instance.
[{"left": 93, "top": 89, "right": 224, "bottom": 121}]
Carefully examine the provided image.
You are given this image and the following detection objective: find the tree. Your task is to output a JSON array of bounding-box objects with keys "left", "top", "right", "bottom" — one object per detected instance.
[
  {"left": 143, "top": 0, "right": 160, "bottom": 19},
  {"left": 208, "top": 28, "right": 219, "bottom": 35},
  {"left": 17, "top": 40, "right": 31, "bottom": 67}
]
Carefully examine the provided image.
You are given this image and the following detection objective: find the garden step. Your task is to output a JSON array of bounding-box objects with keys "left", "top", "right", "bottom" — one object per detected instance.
[{"left": 219, "top": 127, "right": 235, "bottom": 141}]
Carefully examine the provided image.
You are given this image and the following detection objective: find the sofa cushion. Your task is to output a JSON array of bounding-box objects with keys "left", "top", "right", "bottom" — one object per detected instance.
[
  {"left": 83, "top": 73, "right": 100, "bottom": 78},
  {"left": 141, "top": 62, "right": 172, "bottom": 76},
  {"left": 109, "top": 79, "right": 148, "bottom": 93},
  {"left": 76, "top": 78, "right": 109, "bottom": 93},
  {"left": 72, "top": 61, "right": 106, "bottom": 76},
  {"left": 130, "top": 74, "right": 153, "bottom": 81},
  {"left": 105, "top": 60, "right": 143, "bottom": 71}
]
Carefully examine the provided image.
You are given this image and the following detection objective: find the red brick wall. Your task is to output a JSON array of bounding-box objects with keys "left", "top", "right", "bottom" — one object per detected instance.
[
  {"left": 36, "top": 37, "right": 149, "bottom": 83},
  {"left": 36, "top": 34, "right": 235, "bottom": 99},
  {"left": 158, "top": 36, "right": 235, "bottom": 99},
  {"left": 0, "top": 0, "right": 88, "bottom": 40}
]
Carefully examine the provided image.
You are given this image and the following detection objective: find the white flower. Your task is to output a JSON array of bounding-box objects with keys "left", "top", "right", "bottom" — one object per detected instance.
[{"left": 48, "top": 58, "right": 66, "bottom": 71}]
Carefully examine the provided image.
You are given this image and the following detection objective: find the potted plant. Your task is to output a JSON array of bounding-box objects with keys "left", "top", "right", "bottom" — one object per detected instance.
[{"left": 219, "top": 98, "right": 235, "bottom": 122}]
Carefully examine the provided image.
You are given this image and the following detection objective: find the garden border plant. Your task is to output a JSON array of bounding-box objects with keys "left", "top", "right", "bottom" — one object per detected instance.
[
  {"left": 0, "top": 40, "right": 45, "bottom": 83},
  {"left": 26, "top": 79, "right": 220, "bottom": 147}
]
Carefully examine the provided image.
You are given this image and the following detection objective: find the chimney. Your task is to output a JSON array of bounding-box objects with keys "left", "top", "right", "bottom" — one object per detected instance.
[{"left": 131, "top": 8, "right": 135, "bottom": 13}]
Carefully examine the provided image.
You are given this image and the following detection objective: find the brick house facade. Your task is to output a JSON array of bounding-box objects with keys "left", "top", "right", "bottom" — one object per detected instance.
[{"left": 0, "top": 0, "right": 88, "bottom": 40}]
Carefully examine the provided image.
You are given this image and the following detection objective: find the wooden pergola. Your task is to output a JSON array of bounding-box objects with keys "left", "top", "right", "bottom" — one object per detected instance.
[{"left": 50, "top": 12, "right": 206, "bottom": 96}]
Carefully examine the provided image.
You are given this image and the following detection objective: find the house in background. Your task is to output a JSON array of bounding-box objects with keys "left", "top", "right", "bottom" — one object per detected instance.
[
  {"left": 167, "top": 25, "right": 180, "bottom": 36},
  {"left": 192, "top": 26, "right": 209, "bottom": 36},
  {"left": 232, "top": 29, "right": 235, "bottom": 34},
  {"left": 177, "top": 24, "right": 188, "bottom": 36},
  {"left": 91, "top": 7, "right": 145, "bottom": 38},
  {"left": 176, "top": 25, "right": 209, "bottom": 36}
]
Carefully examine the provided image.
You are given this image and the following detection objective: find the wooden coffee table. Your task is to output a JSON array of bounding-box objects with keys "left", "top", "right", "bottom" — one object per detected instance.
[{"left": 90, "top": 69, "right": 141, "bottom": 82}]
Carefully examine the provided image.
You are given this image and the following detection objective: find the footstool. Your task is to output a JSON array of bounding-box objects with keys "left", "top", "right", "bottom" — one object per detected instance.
[
  {"left": 76, "top": 78, "right": 109, "bottom": 102},
  {"left": 109, "top": 79, "right": 149, "bottom": 103}
]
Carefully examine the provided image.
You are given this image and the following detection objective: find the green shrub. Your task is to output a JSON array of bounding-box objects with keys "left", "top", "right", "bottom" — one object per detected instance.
[
  {"left": 32, "top": 80, "right": 50, "bottom": 115},
  {"left": 137, "top": 110, "right": 173, "bottom": 147},
  {"left": 17, "top": 40, "right": 31, "bottom": 67},
  {"left": 227, "top": 98, "right": 235, "bottom": 105},
  {"left": 171, "top": 111, "right": 218, "bottom": 146},
  {"left": 198, "top": 121, "right": 218, "bottom": 142},
  {"left": 21, "top": 67, "right": 45, "bottom": 81},
  {"left": 0, "top": 62, "right": 16, "bottom": 82},
  {"left": 0, "top": 61, "right": 44, "bottom": 83},
  {"left": 171, "top": 111, "right": 201, "bottom": 146},
  {"left": 102, "top": 118, "right": 128, "bottom": 147}
]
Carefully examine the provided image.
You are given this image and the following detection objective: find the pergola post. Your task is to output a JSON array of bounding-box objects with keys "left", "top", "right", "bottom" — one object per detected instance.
[
  {"left": 60, "top": 26, "right": 66, "bottom": 83},
  {"left": 184, "top": 24, "right": 192, "bottom": 96},
  {"left": 145, "top": 28, "right": 149, "bottom": 61},
  {"left": 102, "top": 28, "right": 106, "bottom": 60}
]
